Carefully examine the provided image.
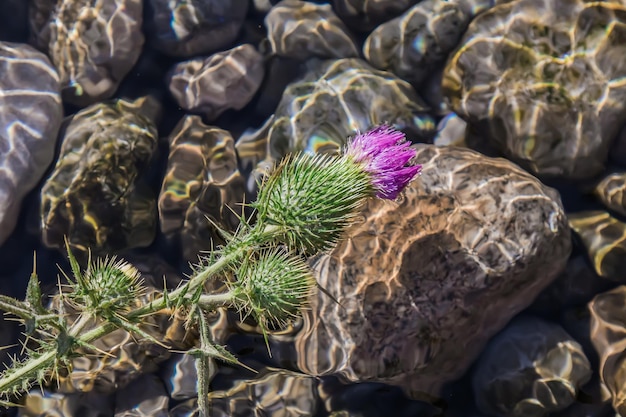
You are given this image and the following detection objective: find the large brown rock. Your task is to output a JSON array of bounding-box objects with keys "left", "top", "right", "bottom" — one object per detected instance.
[{"left": 292, "top": 145, "right": 571, "bottom": 397}]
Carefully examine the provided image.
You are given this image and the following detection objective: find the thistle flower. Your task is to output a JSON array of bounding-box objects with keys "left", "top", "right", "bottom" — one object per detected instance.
[
  {"left": 345, "top": 125, "right": 422, "bottom": 200},
  {"left": 252, "top": 125, "right": 421, "bottom": 254}
]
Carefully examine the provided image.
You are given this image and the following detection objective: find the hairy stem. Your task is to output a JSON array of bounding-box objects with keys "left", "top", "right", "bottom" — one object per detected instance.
[{"left": 0, "top": 241, "right": 249, "bottom": 400}]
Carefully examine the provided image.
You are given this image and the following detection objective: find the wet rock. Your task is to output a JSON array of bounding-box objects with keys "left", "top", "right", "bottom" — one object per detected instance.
[
  {"left": 0, "top": 42, "right": 63, "bottom": 246},
  {"left": 170, "top": 369, "right": 320, "bottom": 417},
  {"left": 114, "top": 374, "right": 169, "bottom": 417},
  {"left": 363, "top": 0, "right": 469, "bottom": 86},
  {"left": 332, "top": 0, "right": 417, "bottom": 32},
  {"left": 235, "top": 58, "right": 436, "bottom": 188},
  {"left": 47, "top": 0, "right": 144, "bottom": 106},
  {"left": 292, "top": 145, "right": 571, "bottom": 397},
  {"left": 529, "top": 256, "right": 612, "bottom": 316},
  {"left": 40, "top": 97, "right": 159, "bottom": 255},
  {"left": 589, "top": 285, "right": 626, "bottom": 416},
  {"left": 265, "top": 0, "right": 358, "bottom": 60},
  {"left": 158, "top": 115, "right": 246, "bottom": 261},
  {"left": 594, "top": 172, "right": 626, "bottom": 217},
  {"left": 319, "top": 377, "right": 443, "bottom": 417},
  {"left": 472, "top": 316, "right": 591, "bottom": 417},
  {"left": 28, "top": 0, "right": 55, "bottom": 50},
  {"left": 145, "top": 0, "right": 248, "bottom": 57},
  {"left": 20, "top": 390, "right": 113, "bottom": 417},
  {"left": 168, "top": 44, "right": 265, "bottom": 121},
  {"left": 443, "top": 0, "right": 626, "bottom": 179},
  {"left": 569, "top": 211, "right": 626, "bottom": 283},
  {"left": 433, "top": 113, "right": 467, "bottom": 147}
]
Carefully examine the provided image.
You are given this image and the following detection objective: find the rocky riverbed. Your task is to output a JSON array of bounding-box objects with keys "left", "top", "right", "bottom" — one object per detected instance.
[{"left": 2, "top": 0, "right": 626, "bottom": 416}]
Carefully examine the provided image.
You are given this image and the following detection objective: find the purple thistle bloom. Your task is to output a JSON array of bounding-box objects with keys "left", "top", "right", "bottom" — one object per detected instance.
[{"left": 345, "top": 125, "right": 422, "bottom": 200}]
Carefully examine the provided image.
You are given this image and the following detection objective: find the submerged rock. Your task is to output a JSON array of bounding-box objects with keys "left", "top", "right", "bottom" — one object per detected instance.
[
  {"left": 41, "top": 97, "right": 159, "bottom": 255},
  {"left": 472, "top": 316, "right": 591, "bottom": 417},
  {"left": 293, "top": 145, "right": 571, "bottom": 396},
  {"left": 158, "top": 115, "right": 246, "bottom": 261},
  {"left": 144, "top": 0, "right": 248, "bottom": 57},
  {"left": 0, "top": 42, "right": 62, "bottom": 246},
  {"left": 589, "top": 286, "right": 626, "bottom": 416},
  {"left": 443, "top": 0, "right": 626, "bottom": 179},
  {"left": 364, "top": 0, "right": 469, "bottom": 86},
  {"left": 168, "top": 44, "right": 265, "bottom": 121},
  {"left": 569, "top": 211, "right": 626, "bottom": 283},
  {"left": 47, "top": 0, "right": 144, "bottom": 106},
  {"left": 170, "top": 369, "right": 320, "bottom": 417},
  {"left": 594, "top": 172, "right": 626, "bottom": 217},
  {"left": 265, "top": 0, "right": 358, "bottom": 60}
]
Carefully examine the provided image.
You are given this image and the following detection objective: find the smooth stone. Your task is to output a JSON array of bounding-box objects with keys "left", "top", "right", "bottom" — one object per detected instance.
[
  {"left": 569, "top": 211, "right": 626, "bottom": 283},
  {"left": 158, "top": 115, "right": 246, "bottom": 261},
  {"left": 291, "top": 145, "right": 571, "bottom": 397},
  {"left": 589, "top": 285, "right": 626, "bottom": 416},
  {"left": 19, "top": 390, "right": 113, "bottom": 417},
  {"left": 332, "top": 0, "right": 417, "bottom": 32},
  {"left": 364, "top": 0, "right": 469, "bottom": 86},
  {"left": 594, "top": 172, "right": 626, "bottom": 217},
  {"left": 145, "top": 0, "right": 248, "bottom": 57},
  {"left": 168, "top": 44, "right": 265, "bottom": 121},
  {"left": 472, "top": 316, "right": 591, "bottom": 417},
  {"left": 0, "top": 42, "right": 63, "bottom": 246},
  {"left": 48, "top": 0, "right": 144, "bottom": 106},
  {"left": 114, "top": 374, "right": 169, "bottom": 417},
  {"left": 443, "top": 0, "right": 626, "bottom": 179},
  {"left": 265, "top": 0, "right": 358, "bottom": 60}
]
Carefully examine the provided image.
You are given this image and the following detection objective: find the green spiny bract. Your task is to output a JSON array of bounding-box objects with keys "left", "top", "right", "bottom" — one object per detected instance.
[
  {"left": 63, "top": 241, "right": 144, "bottom": 316},
  {"left": 252, "top": 152, "right": 372, "bottom": 256}
]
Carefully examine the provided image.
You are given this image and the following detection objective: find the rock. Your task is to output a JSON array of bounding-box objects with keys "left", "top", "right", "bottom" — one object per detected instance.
[
  {"left": 529, "top": 256, "right": 612, "bottom": 316},
  {"left": 594, "top": 172, "right": 626, "bottom": 217},
  {"left": 433, "top": 113, "right": 468, "bottom": 147},
  {"left": 158, "top": 115, "right": 246, "bottom": 261},
  {"left": 472, "top": 316, "right": 591, "bottom": 417},
  {"left": 20, "top": 390, "right": 113, "bottom": 417},
  {"left": 144, "top": 0, "right": 248, "bottom": 57},
  {"left": 28, "top": 0, "right": 55, "bottom": 50},
  {"left": 114, "top": 374, "right": 169, "bottom": 417},
  {"left": 589, "top": 285, "right": 626, "bottom": 416},
  {"left": 168, "top": 44, "right": 265, "bottom": 121},
  {"left": 569, "top": 211, "right": 626, "bottom": 283},
  {"left": 170, "top": 369, "right": 320, "bottom": 417},
  {"left": 0, "top": 42, "right": 63, "bottom": 246},
  {"left": 443, "top": 0, "right": 626, "bottom": 179},
  {"left": 332, "top": 0, "right": 417, "bottom": 32},
  {"left": 235, "top": 58, "right": 436, "bottom": 190},
  {"left": 292, "top": 145, "right": 571, "bottom": 396},
  {"left": 47, "top": 0, "right": 144, "bottom": 106},
  {"left": 363, "top": 0, "right": 469, "bottom": 86},
  {"left": 265, "top": 0, "right": 358, "bottom": 60},
  {"left": 40, "top": 97, "right": 159, "bottom": 255}
]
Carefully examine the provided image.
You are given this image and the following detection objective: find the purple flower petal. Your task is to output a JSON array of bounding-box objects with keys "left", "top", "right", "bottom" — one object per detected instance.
[{"left": 345, "top": 125, "right": 422, "bottom": 199}]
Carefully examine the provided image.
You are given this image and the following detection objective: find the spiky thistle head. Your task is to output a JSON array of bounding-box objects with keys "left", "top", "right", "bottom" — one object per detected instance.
[
  {"left": 228, "top": 248, "right": 315, "bottom": 329},
  {"left": 251, "top": 125, "right": 421, "bottom": 255},
  {"left": 63, "top": 243, "right": 144, "bottom": 315}
]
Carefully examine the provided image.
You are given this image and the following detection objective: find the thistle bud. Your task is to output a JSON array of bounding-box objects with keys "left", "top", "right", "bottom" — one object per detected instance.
[{"left": 229, "top": 248, "right": 315, "bottom": 328}]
